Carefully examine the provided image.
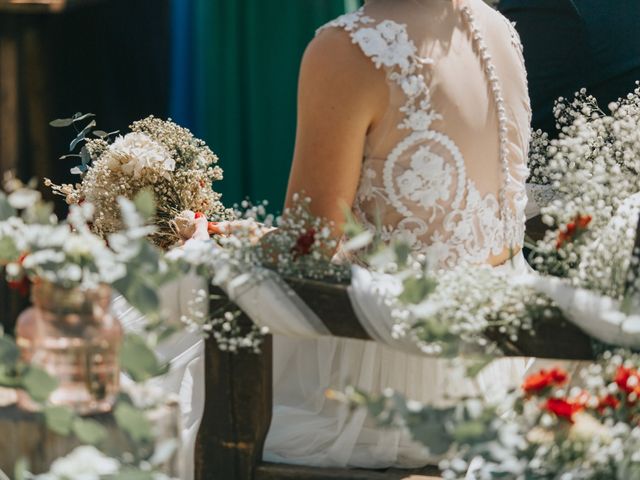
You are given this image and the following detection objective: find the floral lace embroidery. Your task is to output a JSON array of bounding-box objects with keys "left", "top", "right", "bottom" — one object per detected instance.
[{"left": 319, "top": 8, "right": 527, "bottom": 268}]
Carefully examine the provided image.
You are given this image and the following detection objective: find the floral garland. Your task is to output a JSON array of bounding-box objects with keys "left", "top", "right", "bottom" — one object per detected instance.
[{"left": 342, "top": 350, "right": 640, "bottom": 479}]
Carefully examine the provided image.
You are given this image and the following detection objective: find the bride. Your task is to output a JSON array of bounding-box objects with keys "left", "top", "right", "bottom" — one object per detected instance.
[{"left": 262, "top": 0, "right": 532, "bottom": 469}]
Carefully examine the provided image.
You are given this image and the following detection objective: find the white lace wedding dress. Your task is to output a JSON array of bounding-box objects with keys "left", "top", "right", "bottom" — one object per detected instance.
[{"left": 263, "top": 0, "right": 533, "bottom": 468}]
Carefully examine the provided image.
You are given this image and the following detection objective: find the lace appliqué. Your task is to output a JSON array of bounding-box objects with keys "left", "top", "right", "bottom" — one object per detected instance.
[{"left": 320, "top": 8, "right": 526, "bottom": 268}]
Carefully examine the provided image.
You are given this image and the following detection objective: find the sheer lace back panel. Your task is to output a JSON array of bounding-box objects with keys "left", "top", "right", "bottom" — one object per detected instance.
[{"left": 319, "top": 0, "right": 531, "bottom": 269}]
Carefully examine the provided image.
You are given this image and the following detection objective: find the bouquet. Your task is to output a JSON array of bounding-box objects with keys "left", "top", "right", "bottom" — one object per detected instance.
[{"left": 46, "top": 114, "right": 232, "bottom": 249}]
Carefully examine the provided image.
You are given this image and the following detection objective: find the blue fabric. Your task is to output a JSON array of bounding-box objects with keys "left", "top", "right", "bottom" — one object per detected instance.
[
  {"left": 169, "top": 0, "right": 195, "bottom": 131},
  {"left": 168, "top": 0, "right": 352, "bottom": 207}
]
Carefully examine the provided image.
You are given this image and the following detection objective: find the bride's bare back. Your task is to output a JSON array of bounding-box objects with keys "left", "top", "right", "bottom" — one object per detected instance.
[{"left": 287, "top": 0, "right": 530, "bottom": 268}]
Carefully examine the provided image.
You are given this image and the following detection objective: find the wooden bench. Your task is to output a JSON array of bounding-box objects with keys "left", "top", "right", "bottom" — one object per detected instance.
[{"left": 194, "top": 277, "right": 595, "bottom": 480}]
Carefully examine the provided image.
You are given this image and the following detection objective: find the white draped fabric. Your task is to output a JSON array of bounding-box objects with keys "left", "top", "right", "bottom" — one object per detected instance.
[
  {"left": 114, "top": 274, "right": 206, "bottom": 480},
  {"left": 259, "top": 254, "right": 530, "bottom": 468}
]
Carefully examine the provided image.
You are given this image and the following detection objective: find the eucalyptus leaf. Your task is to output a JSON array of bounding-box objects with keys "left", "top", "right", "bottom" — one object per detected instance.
[
  {"left": 0, "top": 336, "right": 19, "bottom": 364},
  {"left": 0, "top": 236, "right": 20, "bottom": 263},
  {"left": 120, "top": 334, "right": 166, "bottom": 382},
  {"left": 120, "top": 280, "right": 160, "bottom": 317},
  {"left": 72, "top": 417, "right": 108, "bottom": 445},
  {"left": 114, "top": 402, "right": 153, "bottom": 443},
  {"left": 22, "top": 366, "right": 57, "bottom": 403},
  {"left": 71, "top": 112, "right": 95, "bottom": 123},
  {"left": 49, "top": 118, "right": 74, "bottom": 128},
  {"left": 59, "top": 154, "right": 81, "bottom": 160},
  {"left": 452, "top": 420, "right": 487, "bottom": 442},
  {"left": 44, "top": 405, "right": 74, "bottom": 436},
  {"left": 0, "top": 366, "right": 21, "bottom": 389},
  {"left": 93, "top": 130, "right": 108, "bottom": 138},
  {"left": 80, "top": 145, "right": 92, "bottom": 166},
  {"left": 399, "top": 276, "right": 437, "bottom": 305},
  {"left": 393, "top": 242, "right": 411, "bottom": 268},
  {"left": 69, "top": 120, "right": 96, "bottom": 151},
  {"left": 133, "top": 189, "right": 156, "bottom": 221},
  {"left": 0, "top": 192, "right": 17, "bottom": 220}
]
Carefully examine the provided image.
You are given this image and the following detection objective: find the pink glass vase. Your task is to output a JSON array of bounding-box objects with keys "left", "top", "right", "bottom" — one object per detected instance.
[{"left": 15, "top": 281, "right": 123, "bottom": 414}]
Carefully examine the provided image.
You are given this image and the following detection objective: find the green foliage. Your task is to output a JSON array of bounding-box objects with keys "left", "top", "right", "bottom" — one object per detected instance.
[
  {"left": 133, "top": 189, "right": 156, "bottom": 222},
  {"left": 0, "top": 236, "right": 20, "bottom": 263},
  {"left": 119, "top": 334, "right": 167, "bottom": 382},
  {"left": 50, "top": 112, "right": 100, "bottom": 174},
  {"left": 0, "top": 192, "right": 16, "bottom": 221},
  {"left": 72, "top": 417, "right": 108, "bottom": 445},
  {"left": 44, "top": 405, "right": 75, "bottom": 436},
  {"left": 393, "top": 242, "right": 411, "bottom": 269},
  {"left": 451, "top": 419, "right": 487, "bottom": 442},
  {"left": 114, "top": 402, "right": 153, "bottom": 443},
  {"left": 399, "top": 276, "right": 437, "bottom": 305},
  {"left": 0, "top": 336, "right": 19, "bottom": 364},
  {"left": 21, "top": 366, "right": 57, "bottom": 403}
]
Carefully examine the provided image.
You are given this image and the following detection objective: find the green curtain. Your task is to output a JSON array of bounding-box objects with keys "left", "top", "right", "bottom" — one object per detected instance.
[{"left": 192, "top": 1, "right": 357, "bottom": 210}]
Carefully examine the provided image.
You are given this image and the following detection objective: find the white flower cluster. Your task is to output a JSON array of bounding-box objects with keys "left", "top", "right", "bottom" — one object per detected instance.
[
  {"left": 1, "top": 188, "right": 125, "bottom": 289},
  {"left": 105, "top": 132, "right": 175, "bottom": 178},
  {"left": 528, "top": 85, "right": 640, "bottom": 301}
]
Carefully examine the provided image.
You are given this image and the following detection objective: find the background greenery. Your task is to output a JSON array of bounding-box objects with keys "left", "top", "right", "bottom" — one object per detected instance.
[{"left": 170, "top": 0, "right": 361, "bottom": 211}]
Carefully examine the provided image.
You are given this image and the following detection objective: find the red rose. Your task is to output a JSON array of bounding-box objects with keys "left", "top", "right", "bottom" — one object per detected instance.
[
  {"left": 615, "top": 366, "right": 640, "bottom": 394},
  {"left": 556, "top": 214, "right": 592, "bottom": 250},
  {"left": 291, "top": 228, "right": 316, "bottom": 259},
  {"left": 597, "top": 394, "right": 620, "bottom": 413},
  {"left": 545, "top": 397, "right": 583, "bottom": 422},
  {"left": 523, "top": 367, "right": 569, "bottom": 394}
]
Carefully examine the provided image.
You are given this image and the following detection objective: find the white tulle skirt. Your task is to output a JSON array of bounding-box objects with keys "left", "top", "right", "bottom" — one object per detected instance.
[{"left": 263, "top": 254, "right": 531, "bottom": 469}]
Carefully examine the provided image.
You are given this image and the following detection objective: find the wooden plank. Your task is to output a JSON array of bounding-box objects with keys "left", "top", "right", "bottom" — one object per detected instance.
[
  {"left": 195, "top": 313, "right": 273, "bottom": 480},
  {"left": 0, "top": 17, "right": 18, "bottom": 176},
  {"left": 285, "top": 276, "right": 594, "bottom": 360},
  {"left": 255, "top": 462, "right": 441, "bottom": 480},
  {"left": 0, "top": 0, "right": 102, "bottom": 14},
  {"left": 286, "top": 277, "right": 371, "bottom": 341}
]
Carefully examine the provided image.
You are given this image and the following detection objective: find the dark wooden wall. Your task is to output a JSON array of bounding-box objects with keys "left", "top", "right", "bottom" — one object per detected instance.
[{"left": 0, "top": 0, "right": 171, "bottom": 332}]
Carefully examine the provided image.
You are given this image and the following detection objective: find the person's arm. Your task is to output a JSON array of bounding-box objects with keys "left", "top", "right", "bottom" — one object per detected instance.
[{"left": 284, "top": 27, "right": 387, "bottom": 235}]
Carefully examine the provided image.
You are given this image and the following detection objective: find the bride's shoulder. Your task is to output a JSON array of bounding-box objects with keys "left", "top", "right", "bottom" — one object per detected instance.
[{"left": 300, "top": 14, "right": 387, "bottom": 111}]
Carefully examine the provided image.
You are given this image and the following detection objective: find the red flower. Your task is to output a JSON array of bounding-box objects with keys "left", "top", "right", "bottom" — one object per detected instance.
[
  {"left": 6, "top": 253, "right": 30, "bottom": 297},
  {"left": 291, "top": 228, "right": 316, "bottom": 259},
  {"left": 614, "top": 366, "right": 640, "bottom": 405},
  {"left": 556, "top": 214, "right": 592, "bottom": 250},
  {"left": 545, "top": 397, "right": 583, "bottom": 422},
  {"left": 194, "top": 212, "right": 205, "bottom": 219},
  {"left": 597, "top": 394, "right": 620, "bottom": 413},
  {"left": 523, "top": 367, "right": 568, "bottom": 394}
]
